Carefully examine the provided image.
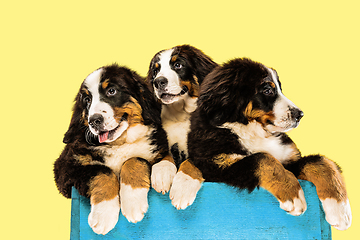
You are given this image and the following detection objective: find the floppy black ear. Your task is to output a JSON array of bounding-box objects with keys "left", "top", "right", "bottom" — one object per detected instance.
[
  {"left": 197, "top": 60, "right": 253, "bottom": 126},
  {"left": 126, "top": 68, "right": 162, "bottom": 125},
  {"left": 180, "top": 45, "right": 218, "bottom": 84},
  {"left": 145, "top": 50, "right": 162, "bottom": 91},
  {"left": 138, "top": 82, "right": 162, "bottom": 125},
  {"left": 63, "top": 92, "right": 84, "bottom": 144}
]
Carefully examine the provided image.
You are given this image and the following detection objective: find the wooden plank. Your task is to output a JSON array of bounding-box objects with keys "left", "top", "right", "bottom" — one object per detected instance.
[{"left": 70, "top": 180, "right": 331, "bottom": 240}]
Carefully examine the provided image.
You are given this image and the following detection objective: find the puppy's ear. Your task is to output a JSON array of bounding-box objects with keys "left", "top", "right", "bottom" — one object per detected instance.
[
  {"left": 181, "top": 45, "right": 218, "bottom": 84},
  {"left": 139, "top": 82, "right": 162, "bottom": 125},
  {"left": 146, "top": 57, "right": 155, "bottom": 89},
  {"left": 63, "top": 92, "right": 84, "bottom": 144},
  {"left": 197, "top": 61, "right": 252, "bottom": 126},
  {"left": 146, "top": 51, "right": 162, "bottom": 92},
  {"left": 128, "top": 69, "right": 162, "bottom": 125}
]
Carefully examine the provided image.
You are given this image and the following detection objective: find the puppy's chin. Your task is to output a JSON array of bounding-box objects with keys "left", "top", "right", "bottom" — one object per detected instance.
[
  {"left": 264, "top": 121, "right": 300, "bottom": 134},
  {"left": 159, "top": 94, "right": 182, "bottom": 104},
  {"left": 156, "top": 86, "right": 189, "bottom": 105}
]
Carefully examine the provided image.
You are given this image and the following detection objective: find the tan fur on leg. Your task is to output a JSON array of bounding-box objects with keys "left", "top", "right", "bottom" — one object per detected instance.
[{"left": 256, "top": 153, "right": 306, "bottom": 216}]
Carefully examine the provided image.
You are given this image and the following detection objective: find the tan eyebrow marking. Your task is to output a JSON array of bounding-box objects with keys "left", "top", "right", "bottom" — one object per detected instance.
[
  {"left": 81, "top": 88, "right": 89, "bottom": 95},
  {"left": 102, "top": 78, "right": 110, "bottom": 89},
  {"left": 171, "top": 55, "right": 178, "bottom": 62},
  {"left": 268, "top": 81, "right": 276, "bottom": 88}
]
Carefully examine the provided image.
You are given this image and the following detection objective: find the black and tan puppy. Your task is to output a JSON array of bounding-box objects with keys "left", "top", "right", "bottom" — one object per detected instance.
[
  {"left": 147, "top": 45, "right": 218, "bottom": 194},
  {"left": 54, "top": 64, "right": 171, "bottom": 235},
  {"left": 170, "top": 58, "right": 352, "bottom": 230}
]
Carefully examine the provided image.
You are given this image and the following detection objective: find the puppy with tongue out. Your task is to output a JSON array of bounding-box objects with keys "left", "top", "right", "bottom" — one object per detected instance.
[
  {"left": 54, "top": 64, "right": 172, "bottom": 235},
  {"left": 88, "top": 112, "right": 129, "bottom": 144}
]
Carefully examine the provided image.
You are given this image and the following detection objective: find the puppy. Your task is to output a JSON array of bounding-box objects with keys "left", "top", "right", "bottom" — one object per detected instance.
[
  {"left": 54, "top": 64, "right": 171, "bottom": 235},
  {"left": 170, "top": 58, "right": 352, "bottom": 230},
  {"left": 147, "top": 45, "right": 218, "bottom": 194}
]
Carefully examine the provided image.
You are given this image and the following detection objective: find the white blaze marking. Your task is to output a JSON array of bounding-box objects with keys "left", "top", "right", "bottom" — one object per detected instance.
[
  {"left": 84, "top": 68, "right": 117, "bottom": 133},
  {"left": 267, "top": 68, "right": 301, "bottom": 132},
  {"left": 155, "top": 49, "right": 183, "bottom": 94}
]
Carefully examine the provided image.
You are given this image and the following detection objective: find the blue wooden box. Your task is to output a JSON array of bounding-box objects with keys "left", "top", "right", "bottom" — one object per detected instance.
[{"left": 70, "top": 180, "right": 331, "bottom": 239}]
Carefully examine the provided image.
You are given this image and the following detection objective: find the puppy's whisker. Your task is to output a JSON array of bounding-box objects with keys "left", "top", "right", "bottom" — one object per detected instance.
[{"left": 85, "top": 128, "right": 98, "bottom": 145}]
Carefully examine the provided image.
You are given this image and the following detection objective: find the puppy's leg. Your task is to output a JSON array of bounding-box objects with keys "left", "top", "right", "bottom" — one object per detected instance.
[
  {"left": 170, "top": 160, "right": 204, "bottom": 210},
  {"left": 88, "top": 171, "right": 120, "bottom": 235},
  {"left": 223, "top": 152, "right": 306, "bottom": 216},
  {"left": 151, "top": 154, "right": 177, "bottom": 194},
  {"left": 120, "top": 158, "right": 150, "bottom": 223},
  {"left": 285, "top": 155, "right": 352, "bottom": 230},
  {"left": 54, "top": 155, "right": 120, "bottom": 235}
]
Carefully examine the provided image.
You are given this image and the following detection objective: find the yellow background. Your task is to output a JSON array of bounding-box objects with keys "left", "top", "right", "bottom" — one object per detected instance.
[{"left": 1, "top": 1, "right": 358, "bottom": 239}]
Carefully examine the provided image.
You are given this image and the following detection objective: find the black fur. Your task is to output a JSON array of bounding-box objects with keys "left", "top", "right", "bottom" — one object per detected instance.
[
  {"left": 147, "top": 44, "right": 218, "bottom": 94},
  {"left": 284, "top": 154, "right": 343, "bottom": 178},
  {"left": 54, "top": 64, "right": 169, "bottom": 198},
  {"left": 181, "top": 57, "right": 351, "bottom": 230},
  {"left": 147, "top": 45, "right": 218, "bottom": 165},
  {"left": 197, "top": 58, "right": 270, "bottom": 126},
  {"left": 170, "top": 143, "right": 187, "bottom": 168},
  {"left": 187, "top": 58, "right": 307, "bottom": 191}
]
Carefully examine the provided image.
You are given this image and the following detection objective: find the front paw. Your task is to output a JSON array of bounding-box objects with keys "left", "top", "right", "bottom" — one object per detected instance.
[
  {"left": 120, "top": 184, "right": 149, "bottom": 223},
  {"left": 88, "top": 196, "right": 120, "bottom": 235},
  {"left": 151, "top": 160, "right": 177, "bottom": 194},
  {"left": 279, "top": 189, "right": 307, "bottom": 216},
  {"left": 321, "top": 198, "right": 352, "bottom": 230},
  {"left": 170, "top": 171, "right": 202, "bottom": 210}
]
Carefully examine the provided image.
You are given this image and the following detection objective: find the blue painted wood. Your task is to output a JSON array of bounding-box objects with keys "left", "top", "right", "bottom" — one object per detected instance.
[{"left": 70, "top": 180, "right": 331, "bottom": 240}]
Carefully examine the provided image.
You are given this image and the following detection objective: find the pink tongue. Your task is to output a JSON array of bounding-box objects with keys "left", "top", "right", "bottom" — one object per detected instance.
[{"left": 99, "top": 131, "right": 109, "bottom": 143}]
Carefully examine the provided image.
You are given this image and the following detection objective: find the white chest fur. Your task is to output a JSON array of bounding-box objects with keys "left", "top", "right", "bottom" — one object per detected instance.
[
  {"left": 163, "top": 118, "right": 191, "bottom": 157},
  {"left": 161, "top": 96, "right": 197, "bottom": 158},
  {"left": 220, "top": 121, "right": 294, "bottom": 163},
  {"left": 94, "top": 124, "right": 158, "bottom": 174}
]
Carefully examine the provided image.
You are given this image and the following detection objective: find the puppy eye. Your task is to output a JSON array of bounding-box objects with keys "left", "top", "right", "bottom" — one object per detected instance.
[
  {"left": 107, "top": 88, "right": 117, "bottom": 96},
  {"left": 263, "top": 88, "right": 274, "bottom": 96},
  {"left": 83, "top": 96, "right": 91, "bottom": 104},
  {"left": 153, "top": 69, "right": 158, "bottom": 77},
  {"left": 82, "top": 96, "right": 91, "bottom": 108},
  {"left": 174, "top": 62, "right": 182, "bottom": 70}
]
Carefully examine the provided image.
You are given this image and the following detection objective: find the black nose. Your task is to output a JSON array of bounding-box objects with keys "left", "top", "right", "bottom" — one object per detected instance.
[
  {"left": 154, "top": 77, "right": 168, "bottom": 90},
  {"left": 291, "top": 108, "right": 304, "bottom": 122},
  {"left": 89, "top": 114, "right": 104, "bottom": 129}
]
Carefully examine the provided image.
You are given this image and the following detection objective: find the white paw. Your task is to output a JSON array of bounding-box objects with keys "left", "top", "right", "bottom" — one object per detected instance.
[
  {"left": 88, "top": 196, "right": 120, "bottom": 235},
  {"left": 169, "top": 171, "right": 202, "bottom": 210},
  {"left": 120, "top": 183, "right": 149, "bottom": 223},
  {"left": 151, "top": 160, "right": 177, "bottom": 194},
  {"left": 321, "top": 198, "right": 352, "bottom": 230},
  {"left": 279, "top": 189, "right": 307, "bottom": 216}
]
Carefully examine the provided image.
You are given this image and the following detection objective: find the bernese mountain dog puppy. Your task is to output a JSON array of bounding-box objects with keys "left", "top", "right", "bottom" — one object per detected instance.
[
  {"left": 54, "top": 64, "right": 171, "bottom": 235},
  {"left": 146, "top": 45, "right": 218, "bottom": 194},
  {"left": 170, "top": 58, "right": 352, "bottom": 230}
]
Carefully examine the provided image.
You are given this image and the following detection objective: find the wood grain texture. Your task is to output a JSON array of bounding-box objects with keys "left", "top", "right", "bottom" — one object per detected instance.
[{"left": 70, "top": 180, "right": 331, "bottom": 240}]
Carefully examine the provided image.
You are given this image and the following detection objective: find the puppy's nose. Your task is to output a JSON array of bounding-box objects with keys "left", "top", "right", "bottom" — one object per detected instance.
[
  {"left": 89, "top": 114, "right": 104, "bottom": 128},
  {"left": 291, "top": 108, "right": 304, "bottom": 122},
  {"left": 154, "top": 77, "right": 168, "bottom": 90}
]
